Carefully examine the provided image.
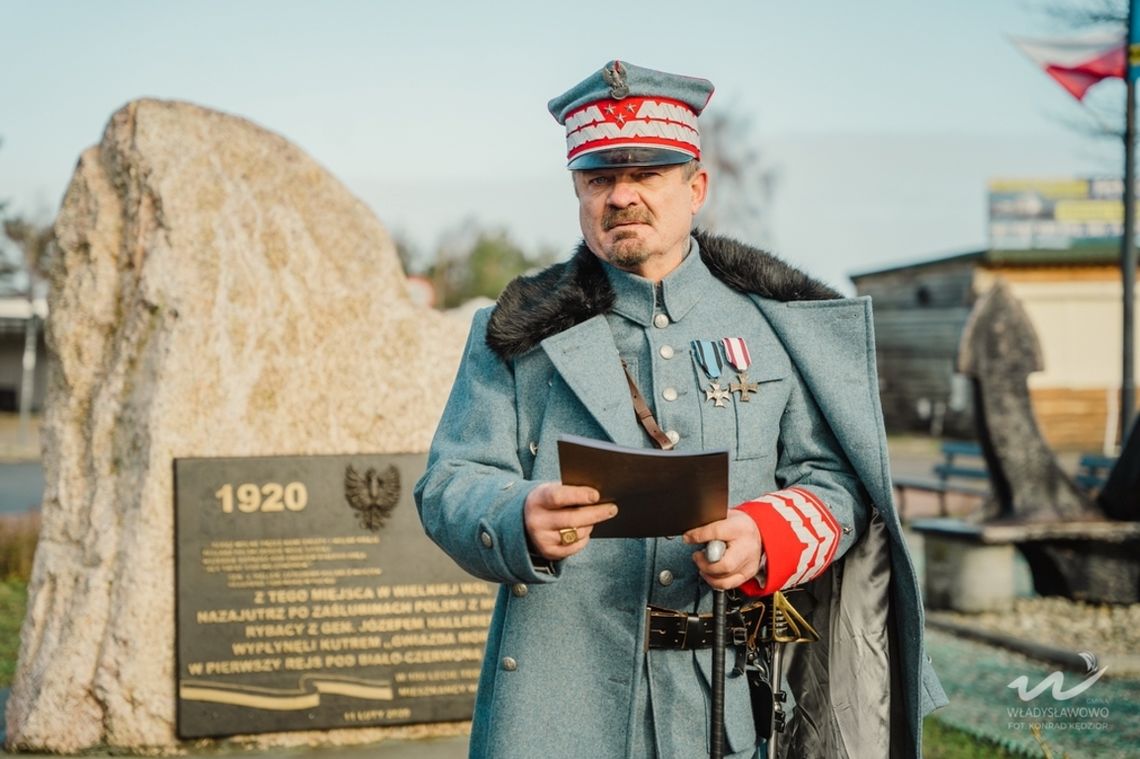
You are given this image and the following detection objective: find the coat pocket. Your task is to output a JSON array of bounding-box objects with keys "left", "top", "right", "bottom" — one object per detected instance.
[
  {"left": 733, "top": 358, "right": 791, "bottom": 461},
  {"left": 920, "top": 655, "right": 949, "bottom": 714}
]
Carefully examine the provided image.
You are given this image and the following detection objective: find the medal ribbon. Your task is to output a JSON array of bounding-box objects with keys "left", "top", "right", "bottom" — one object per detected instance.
[
  {"left": 721, "top": 337, "right": 752, "bottom": 372},
  {"left": 691, "top": 339, "right": 724, "bottom": 380}
]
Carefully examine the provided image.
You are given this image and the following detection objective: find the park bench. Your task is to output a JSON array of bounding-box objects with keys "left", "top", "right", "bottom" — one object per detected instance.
[
  {"left": 893, "top": 440, "right": 989, "bottom": 520},
  {"left": 911, "top": 517, "right": 1140, "bottom": 611},
  {"left": 1075, "top": 453, "right": 1116, "bottom": 494}
]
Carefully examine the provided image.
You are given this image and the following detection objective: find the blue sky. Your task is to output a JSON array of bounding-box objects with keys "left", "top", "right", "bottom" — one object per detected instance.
[{"left": 0, "top": 0, "right": 1127, "bottom": 291}]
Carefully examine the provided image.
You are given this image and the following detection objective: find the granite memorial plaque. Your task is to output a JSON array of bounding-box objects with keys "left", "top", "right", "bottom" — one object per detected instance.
[{"left": 175, "top": 454, "right": 494, "bottom": 738}]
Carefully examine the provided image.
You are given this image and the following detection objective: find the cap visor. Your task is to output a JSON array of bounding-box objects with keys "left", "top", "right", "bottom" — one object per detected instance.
[{"left": 568, "top": 147, "right": 695, "bottom": 171}]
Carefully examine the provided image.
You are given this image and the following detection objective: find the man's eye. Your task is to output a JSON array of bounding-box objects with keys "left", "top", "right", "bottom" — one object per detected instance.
[
  {"left": 636, "top": 171, "right": 661, "bottom": 181},
  {"left": 588, "top": 176, "right": 611, "bottom": 187}
]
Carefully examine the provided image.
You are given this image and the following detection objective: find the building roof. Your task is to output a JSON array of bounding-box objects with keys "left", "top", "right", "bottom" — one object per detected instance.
[
  {"left": 983, "top": 242, "right": 1122, "bottom": 266},
  {"left": 849, "top": 250, "right": 986, "bottom": 281},
  {"left": 849, "top": 243, "right": 1124, "bottom": 281}
]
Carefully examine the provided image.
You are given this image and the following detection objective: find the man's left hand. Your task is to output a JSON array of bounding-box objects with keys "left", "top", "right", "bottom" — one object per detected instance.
[{"left": 683, "top": 510, "right": 763, "bottom": 590}]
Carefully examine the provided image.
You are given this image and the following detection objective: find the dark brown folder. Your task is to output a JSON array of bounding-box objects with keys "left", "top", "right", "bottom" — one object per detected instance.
[{"left": 556, "top": 434, "right": 729, "bottom": 538}]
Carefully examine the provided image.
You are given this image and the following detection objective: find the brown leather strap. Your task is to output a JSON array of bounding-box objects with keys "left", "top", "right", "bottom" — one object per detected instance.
[{"left": 621, "top": 360, "right": 675, "bottom": 450}]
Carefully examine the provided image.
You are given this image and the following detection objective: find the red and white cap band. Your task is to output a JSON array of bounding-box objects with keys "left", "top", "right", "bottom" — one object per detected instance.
[
  {"left": 563, "top": 96, "right": 701, "bottom": 164},
  {"left": 734, "top": 486, "right": 841, "bottom": 597}
]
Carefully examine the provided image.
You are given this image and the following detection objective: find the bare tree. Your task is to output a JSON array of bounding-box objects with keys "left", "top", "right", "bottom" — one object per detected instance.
[
  {"left": 1033, "top": 1, "right": 1128, "bottom": 141},
  {"left": 2, "top": 217, "right": 52, "bottom": 288},
  {"left": 1042, "top": 0, "right": 1124, "bottom": 29},
  {"left": 0, "top": 139, "right": 54, "bottom": 289},
  {"left": 695, "top": 106, "right": 778, "bottom": 247},
  {"left": 0, "top": 138, "right": 11, "bottom": 290}
]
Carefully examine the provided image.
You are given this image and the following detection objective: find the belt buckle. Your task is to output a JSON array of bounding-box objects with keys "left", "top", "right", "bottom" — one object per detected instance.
[
  {"left": 643, "top": 607, "right": 654, "bottom": 651},
  {"left": 683, "top": 613, "right": 703, "bottom": 650},
  {"left": 645, "top": 606, "right": 687, "bottom": 651},
  {"left": 645, "top": 606, "right": 701, "bottom": 651}
]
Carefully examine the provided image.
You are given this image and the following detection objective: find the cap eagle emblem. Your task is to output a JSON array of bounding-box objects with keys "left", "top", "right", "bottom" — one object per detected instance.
[{"left": 602, "top": 61, "right": 629, "bottom": 99}]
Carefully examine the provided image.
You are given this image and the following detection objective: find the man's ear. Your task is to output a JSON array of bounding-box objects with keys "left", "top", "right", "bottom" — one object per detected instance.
[{"left": 689, "top": 168, "right": 709, "bottom": 214}]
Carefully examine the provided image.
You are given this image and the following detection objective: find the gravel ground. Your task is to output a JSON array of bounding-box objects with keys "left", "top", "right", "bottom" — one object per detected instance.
[{"left": 932, "top": 597, "right": 1140, "bottom": 657}]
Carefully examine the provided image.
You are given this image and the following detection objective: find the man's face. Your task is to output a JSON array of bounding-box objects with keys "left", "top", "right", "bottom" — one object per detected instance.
[{"left": 573, "top": 163, "right": 708, "bottom": 280}]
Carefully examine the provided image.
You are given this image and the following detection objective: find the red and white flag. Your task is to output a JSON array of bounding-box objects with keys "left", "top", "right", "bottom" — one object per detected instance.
[{"left": 1011, "top": 30, "right": 1126, "bottom": 101}]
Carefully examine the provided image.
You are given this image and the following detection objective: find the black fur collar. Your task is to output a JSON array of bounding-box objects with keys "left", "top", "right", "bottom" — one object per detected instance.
[{"left": 486, "top": 230, "right": 840, "bottom": 359}]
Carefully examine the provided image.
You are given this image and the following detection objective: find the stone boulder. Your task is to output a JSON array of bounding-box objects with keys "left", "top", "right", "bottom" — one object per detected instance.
[{"left": 5, "top": 99, "right": 470, "bottom": 752}]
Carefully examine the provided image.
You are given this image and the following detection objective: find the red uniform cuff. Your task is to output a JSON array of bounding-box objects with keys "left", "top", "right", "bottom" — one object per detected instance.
[{"left": 735, "top": 486, "right": 841, "bottom": 596}]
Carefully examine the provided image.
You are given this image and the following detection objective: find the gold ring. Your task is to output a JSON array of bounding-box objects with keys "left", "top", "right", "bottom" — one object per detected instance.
[{"left": 558, "top": 527, "right": 579, "bottom": 546}]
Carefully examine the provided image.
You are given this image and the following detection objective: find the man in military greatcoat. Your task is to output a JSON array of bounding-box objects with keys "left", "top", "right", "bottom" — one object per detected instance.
[{"left": 415, "top": 59, "right": 946, "bottom": 759}]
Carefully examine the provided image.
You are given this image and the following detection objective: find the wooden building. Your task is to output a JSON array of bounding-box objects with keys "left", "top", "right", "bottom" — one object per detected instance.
[
  {"left": 0, "top": 296, "right": 47, "bottom": 413},
  {"left": 851, "top": 245, "right": 1136, "bottom": 451}
]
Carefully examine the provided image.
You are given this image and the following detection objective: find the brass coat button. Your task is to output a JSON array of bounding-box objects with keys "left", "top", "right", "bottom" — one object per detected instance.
[
  {"left": 480, "top": 531, "right": 493, "bottom": 548},
  {"left": 658, "top": 570, "right": 674, "bottom": 586},
  {"left": 659, "top": 345, "right": 675, "bottom": 359},
  {"left": 665, "top": 430, "right": 680, "bottom": 445},
  {"left": 511, "top": 583, "right": 528, "bottom": 598},
  {"left": 662, "top": 387, "right": 678, "bottom": 402},
  {"left": 502, "top": 657, "right": 518, "bottom": 671},
  {"left": 653, "top": 313, "right": 670, "bottom": 329}
]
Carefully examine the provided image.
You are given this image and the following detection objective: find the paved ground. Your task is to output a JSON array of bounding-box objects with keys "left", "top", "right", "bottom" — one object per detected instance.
[
  {"left": 0, "top": 413, "right": 42, "bottom": 517},
  {"left": 0, "top": 462, "right": 41, "bottom": 516}
]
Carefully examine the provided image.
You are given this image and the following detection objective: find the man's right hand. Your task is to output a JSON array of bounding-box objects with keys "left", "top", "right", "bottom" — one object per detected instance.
[{"left": 524, "top": 482, "right": 618, "bottom": 560}]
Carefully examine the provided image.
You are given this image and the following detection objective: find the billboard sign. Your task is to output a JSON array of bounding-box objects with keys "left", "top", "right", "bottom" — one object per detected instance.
[{"left": 988, "top": 177, "right": 1130, "bottom": 251}]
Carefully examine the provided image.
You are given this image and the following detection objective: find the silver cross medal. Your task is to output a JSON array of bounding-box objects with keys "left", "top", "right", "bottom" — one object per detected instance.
[{"left": 692, "top": 339, "right": 731, "bottom": 407}]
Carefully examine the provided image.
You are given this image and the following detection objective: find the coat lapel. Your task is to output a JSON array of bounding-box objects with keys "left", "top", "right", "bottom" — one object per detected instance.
[
  {"left": 754, "top": 296, "right": 893, "bottom": 510},
  {"left": 540, "top": 315, "right": 644, "bottom": 448}
]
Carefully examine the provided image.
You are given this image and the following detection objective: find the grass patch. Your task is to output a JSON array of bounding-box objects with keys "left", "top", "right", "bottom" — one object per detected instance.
[
  {"left": 0, "top": 511, "right": 38, "bottom": 687},
  {"left": 923, "top": 716, "right": 1031, "bottom": 758},
  {"left": 0, "top": 577, "right": 27, "bottom": 688}
]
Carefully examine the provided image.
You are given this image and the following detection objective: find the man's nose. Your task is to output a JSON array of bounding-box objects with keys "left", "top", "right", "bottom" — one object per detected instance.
[{"left": 606, "top": 179, "right": 640, "bottom": 208}]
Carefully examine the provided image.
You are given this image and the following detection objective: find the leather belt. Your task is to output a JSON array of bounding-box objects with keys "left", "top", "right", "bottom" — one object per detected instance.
[{"left": 645, "top": 601, "right": 765, "bottom": 651}]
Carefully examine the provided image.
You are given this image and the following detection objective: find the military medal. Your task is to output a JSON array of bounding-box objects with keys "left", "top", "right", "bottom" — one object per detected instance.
[
  {"left": 692, "top": 339, "right": 731, "bottom": 407},
  {"left": 722, "top": 337, "right": 759, "bottom": 402}
]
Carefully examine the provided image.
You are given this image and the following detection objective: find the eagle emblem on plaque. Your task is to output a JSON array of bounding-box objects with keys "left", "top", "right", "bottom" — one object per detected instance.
[{"left": 343, "top": 463, "right": 401, "bottom": 532}]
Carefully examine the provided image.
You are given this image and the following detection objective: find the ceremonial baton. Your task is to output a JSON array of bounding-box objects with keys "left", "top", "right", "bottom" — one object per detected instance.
[{"left": 706, "top": 538, "right": 727, "bottom": 759}]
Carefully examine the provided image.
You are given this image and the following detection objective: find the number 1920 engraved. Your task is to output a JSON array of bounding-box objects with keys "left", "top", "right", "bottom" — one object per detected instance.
[{"left": 214, "top": 482, "right": 309, "bottom": 513}]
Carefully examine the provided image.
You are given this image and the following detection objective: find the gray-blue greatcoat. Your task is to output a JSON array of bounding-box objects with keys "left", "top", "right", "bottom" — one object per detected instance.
[{"left": 415, "top": 233, "right": 946, "bottom": 758}]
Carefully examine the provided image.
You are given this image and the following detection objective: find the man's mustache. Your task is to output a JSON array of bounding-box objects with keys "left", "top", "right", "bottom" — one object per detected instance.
[{"left": 603, "top": 209, "right": 653, "bottom": 230}]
